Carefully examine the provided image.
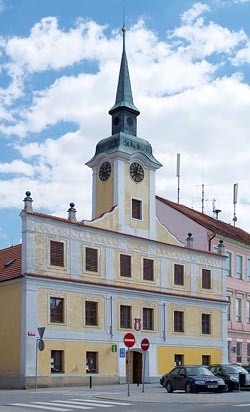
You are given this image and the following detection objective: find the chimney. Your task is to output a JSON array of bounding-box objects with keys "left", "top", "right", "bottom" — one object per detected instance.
[
  {"left": 23, "top": 191, "right": 33, "bottom": 212},
  {"left": 68, "top": 202, "right": 77, "bottom": 222},
  {"left": 186, "top": 233, "right": 194, "bottom": 248},
  {"left": 217, "top": 239, "right": 225, "bottom": 255}
]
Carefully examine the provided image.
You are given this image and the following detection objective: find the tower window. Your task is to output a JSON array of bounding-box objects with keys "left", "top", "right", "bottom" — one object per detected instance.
[{"left": 132, "top": 198, "right": 142, "bottom": 220}]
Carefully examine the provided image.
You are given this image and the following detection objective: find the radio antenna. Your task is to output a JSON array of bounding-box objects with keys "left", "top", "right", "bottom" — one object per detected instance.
[
  {"left": 176, "top": 153, "right": 180, "bottom": 203},
  {"left": 233, "top": 183, "right": 238, "bottom": 226}
]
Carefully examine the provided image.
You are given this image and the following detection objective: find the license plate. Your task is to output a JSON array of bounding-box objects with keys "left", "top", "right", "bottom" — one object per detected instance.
[{"left": 207, "top": 384, "right": 218, "bottom": 388}]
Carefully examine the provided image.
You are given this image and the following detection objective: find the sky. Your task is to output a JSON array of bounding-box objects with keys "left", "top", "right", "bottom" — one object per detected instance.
[{"left": 0, "top": 0, "right": 250, "bottom": 249}]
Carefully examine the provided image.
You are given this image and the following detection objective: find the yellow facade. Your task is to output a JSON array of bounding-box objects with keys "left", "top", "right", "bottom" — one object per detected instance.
[
  {"left": 0, "top": 282, "right": 22, "bottom": 375},
  {"left": 158, "top": 346, "right": 222, "bottom": 375}
]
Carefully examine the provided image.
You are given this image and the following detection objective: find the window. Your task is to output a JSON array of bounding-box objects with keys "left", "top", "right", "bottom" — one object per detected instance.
[
  {"left": 236, "top": 255, "right": 243, "bottom": 280},
  {"left": 51, "top": 350, "right": 64, "bottom": 373},
  {"left": 202, "top": 355, "right": 211, "bottom": 366},
  {"left": 174, "top": 311, "right": 184, "bottom": 333},
  {"left": 174, "top": 354, "right": 184, "bottom": 366},
  {"left": 236, "top": 342, "right": 242, "bottom": 363},
  {"left": 86, "top": 352, "right": 98, "bottom": 373},
  {"left": 143, "top": 308, "right": 154, "bottom": 330},
  {"left": 236, "top": 298, "right": 242, "bottom": 322},
  {"left": 227, "top": 296, "right": 232, "bottom": 321},
  {"left": 50, "top": 297, "right": 64, "bottom": 323},
  {"left": 143, "top": 258, "right": 154, "bottom": 281},
  {"left": 247, "top": 301, "right": 250, "bottom": 324},
  {"left": 202, "top": 313, "right": 211, "bottom": 334},
  {"left": 120, "top": 305, "right": 131, "bottom": 329},
  {"left": 50, "top": 241, "right": 64, "bottom": 267},
  {"left": 202, "top": 269, "right": 211, "bottom": 289},
  {"left": 132, "top": 198, "right": 142, "bottom": 220},
  {"left": 174, "top": 264, "right": 184, "bottom": 285},
  {"left": 120, "top": 254, "right": 131, "bottom": 277},
  {"left": 228, "top": 341, "right": 232, "bottom": 363},
  {"left": 247, "top": 259, "right": 250, "bottom": 282},
  {"left": 225, "top": 251, "right": 232, "bottom": 277},
  {"left": 85, "top": 301, "right": 98, "bottom": 326},
  {"left": 247, "top": 343, "right": 250, "bottom": 363},
  {"left": 85, "top": 247, "right": 98, "bottom": 272}
]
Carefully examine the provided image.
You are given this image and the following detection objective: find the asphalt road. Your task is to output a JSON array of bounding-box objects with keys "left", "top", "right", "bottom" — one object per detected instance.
[{"left": 1, "top": 383, "right": 250, "bottom": 412}]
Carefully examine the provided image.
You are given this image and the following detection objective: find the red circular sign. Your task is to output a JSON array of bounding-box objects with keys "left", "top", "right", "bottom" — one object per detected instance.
[
  {"left": 123, "top": 332, "right": 136, "bottom": 348},
  {"left": 141, "top": 338, "right": 150, "bottom": 351}
]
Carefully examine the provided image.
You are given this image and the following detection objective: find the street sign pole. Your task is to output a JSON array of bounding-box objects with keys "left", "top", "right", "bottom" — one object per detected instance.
[
  {"left": 35, "top": 338, "right": 39, "bottom": 390},
  {"left": 127, "top": 348, "right": 130, "bottom": 397},
  {"left": 142, "top": 351, "right": 146, "bottom": 393},
  {"left": 123, "top": 333, "right": 135, "bottom": 397}
]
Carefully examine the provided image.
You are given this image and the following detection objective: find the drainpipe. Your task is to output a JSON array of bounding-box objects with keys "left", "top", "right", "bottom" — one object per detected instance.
[{"left": 208, "top": 231, "right": 216, "bottom": 252}]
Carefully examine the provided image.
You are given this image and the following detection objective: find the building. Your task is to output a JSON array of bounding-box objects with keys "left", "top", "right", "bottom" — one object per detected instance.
[
  {"left": 0, "top": 26, "right": 228, "bottom": 389},
  {"left": 156, "top": 196, "right": 250, "bottom": 364}
]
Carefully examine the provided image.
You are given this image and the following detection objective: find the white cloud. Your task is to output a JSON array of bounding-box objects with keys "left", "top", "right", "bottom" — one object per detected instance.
[
  {"left": 1, "top": 8, "right": 250, "bottom": 237},
  {"left": 181, "top": 2, "right": 210, "bottom": 24}
]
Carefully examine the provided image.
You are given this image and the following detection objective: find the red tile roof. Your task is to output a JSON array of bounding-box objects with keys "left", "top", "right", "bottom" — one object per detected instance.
[
  {"left": 0, "top": 244, "right": 22, "bottom": 282},
  {"left": 156, "top": 196, "right": 250, "bottom": 245}
]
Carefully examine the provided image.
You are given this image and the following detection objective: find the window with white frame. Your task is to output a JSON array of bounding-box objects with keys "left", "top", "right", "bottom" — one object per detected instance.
[
  {"left": 225, "top": 251, "right": 232, "bottom": 277},
  {"left": 247, "top": 259, "right": 250, "bottom": 282},
  {"left": 227, "top": 296, "right": 232, "bottom": 321},
  {"left": 236, "top": 255, "right": 243, "bottom": 280},
  {"left": 247, "top": 343, "right": 250, "bottom": 363},
  {"left": 247, "top": 301, "right": 250, "bottom": 324},
  {"left": 236, "top": 341, "right": 242, "bottom": 363},
  {"left": 236, "top": 298, "right": 242, "bottom": 322}
]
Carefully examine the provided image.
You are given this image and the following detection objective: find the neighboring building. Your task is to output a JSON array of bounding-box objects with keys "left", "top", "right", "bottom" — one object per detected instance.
[
  {"left": 156, "top": 196, "right": 250, "bottom": 365},
  {"left": 0, "top": 26, "right": 228, "bottom": 389}
]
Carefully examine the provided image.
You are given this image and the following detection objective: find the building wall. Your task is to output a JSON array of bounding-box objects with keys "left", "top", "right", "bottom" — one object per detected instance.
[
  {"left": 16, "top": 210, "right": 228, "bottom": 388},
  {"left": 0, "top": 281, "right": 22, "bottom": 382}
]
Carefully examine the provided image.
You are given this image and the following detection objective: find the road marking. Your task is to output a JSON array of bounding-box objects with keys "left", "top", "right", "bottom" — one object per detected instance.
[
  {"left": 233, "top": 404, "right": 250, "bottom": 407},
  {"left": 53, "top": 400, "right": 112, "bottom": 408},
  {"left": 33, "top": 402, "right": 93, "bottom": 410},
  {"left": 10, "top": 404, "right": 71, "bottom": 411},
  {"left": 72, "top": 399, "right": 133, "bottom": 406}
]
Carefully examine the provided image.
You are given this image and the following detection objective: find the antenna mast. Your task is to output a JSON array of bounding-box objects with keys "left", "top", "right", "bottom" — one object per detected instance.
[
  {"left": 233, "top": 183, "right": 238, "bottom": 226},
  {"left": 176, "top": 153, "right": 180, "bottom": 203}
]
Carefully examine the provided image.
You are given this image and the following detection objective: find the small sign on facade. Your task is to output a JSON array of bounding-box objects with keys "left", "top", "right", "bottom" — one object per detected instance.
[{"left": 120, "top": 348, "right": 125, "bottom": 358}]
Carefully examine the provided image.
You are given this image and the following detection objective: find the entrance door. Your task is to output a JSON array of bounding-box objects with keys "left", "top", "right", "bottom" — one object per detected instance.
[
  {"left": 126, "top": 350, "right": 142, "bottom": 383},
  {"left": 133, "top": 351, "right": 142, "bottom": 383}
]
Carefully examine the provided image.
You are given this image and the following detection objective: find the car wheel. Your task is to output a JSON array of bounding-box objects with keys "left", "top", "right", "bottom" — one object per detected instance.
[
  {"left": 166, "top": 381, "right": 173, "bottom": 393},
  {"left": 185, "top": 382, "right": 193, "bottom": 393}
]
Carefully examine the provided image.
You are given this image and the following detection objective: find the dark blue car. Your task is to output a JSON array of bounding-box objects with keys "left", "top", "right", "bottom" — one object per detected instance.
[{"left": 165, "top": 365, "right": 226, "bottom": 393}]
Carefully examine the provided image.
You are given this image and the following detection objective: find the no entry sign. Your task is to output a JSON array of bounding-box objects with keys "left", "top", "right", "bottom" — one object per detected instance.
[
  {"left": 123, "top": 332, "right": 136, "bottom": 348},
  {"left": 141, "top": 338, "right": 150, "bottom": 351}
]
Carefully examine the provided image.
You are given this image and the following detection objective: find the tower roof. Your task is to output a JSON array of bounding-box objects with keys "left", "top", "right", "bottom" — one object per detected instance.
[{"left": 109, "top": 25, "right": 140, "bottom": 115}]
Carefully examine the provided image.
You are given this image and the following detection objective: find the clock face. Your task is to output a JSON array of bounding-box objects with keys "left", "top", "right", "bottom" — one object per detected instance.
[
  {"left": 129, "top": 162, "right": 144, "bottom": 182},
  {"left": 99, "top": 162, "right": 112, "bottom": 182}
]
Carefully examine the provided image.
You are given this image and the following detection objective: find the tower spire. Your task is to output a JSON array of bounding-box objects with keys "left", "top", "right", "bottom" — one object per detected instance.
[{"left": 109, "top": 25, "right": 140, "bottom": 136}]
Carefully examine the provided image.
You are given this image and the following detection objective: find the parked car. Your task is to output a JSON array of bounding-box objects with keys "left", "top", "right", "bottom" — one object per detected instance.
[
  {"left": 208, "top": 364, "right": 250, "bottom": 391},
  {"left": 160, "top": 372, "right": 168, "bottom": 387},
  {"left": 164, "top": 365, "right": 226, "bottom": 393},
  {"left": 242, "top": 364, "right": 250, "bottom": 374}
]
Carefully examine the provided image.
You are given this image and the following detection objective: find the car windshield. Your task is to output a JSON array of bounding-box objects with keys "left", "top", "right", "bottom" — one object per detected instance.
[
  {"left": 186, "top": 367, "right": 213, "bottom": 376},
  {"left": 223, "top": 365, "right": 247, "bottom": 374}
]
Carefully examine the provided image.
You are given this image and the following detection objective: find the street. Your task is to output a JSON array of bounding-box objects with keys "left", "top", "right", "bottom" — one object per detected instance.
[{"left": 1, "top": 384, "right": 250, "bottom": 412}]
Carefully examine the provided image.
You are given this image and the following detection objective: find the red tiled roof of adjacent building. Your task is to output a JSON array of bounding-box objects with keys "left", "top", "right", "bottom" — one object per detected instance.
[
  {"left": 0, "top": 244, "right": 22, "bottom": 282},
  {"left": 156, "top": 196, "right": 250, "bottom": 245}
]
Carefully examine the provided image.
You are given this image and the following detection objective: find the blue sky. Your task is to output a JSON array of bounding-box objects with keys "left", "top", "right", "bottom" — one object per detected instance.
[{"left": 1, "top": 0, "right": 250, "bottom": 249}]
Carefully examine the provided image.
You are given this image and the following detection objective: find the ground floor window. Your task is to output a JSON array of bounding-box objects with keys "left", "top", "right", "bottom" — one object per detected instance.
[
  {"left": 51, "top": 350, "right": 64, "bottom": 373},
  {"left": 202, "top": 355, "right": 211, "bottom": 365},
  {"left": 174, "top": 354, "right": 184, "bottom": 366},
  {"left": 236, "top": 342, "right": 242, "bottom": 363},
  {"left": 86, "top": 351, "right": 98, "bottom": 373}
]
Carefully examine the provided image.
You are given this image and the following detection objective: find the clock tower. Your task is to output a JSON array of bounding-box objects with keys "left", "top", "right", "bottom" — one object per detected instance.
[{"left": 86, "top": 25, "right": 162, "bottom": 239}]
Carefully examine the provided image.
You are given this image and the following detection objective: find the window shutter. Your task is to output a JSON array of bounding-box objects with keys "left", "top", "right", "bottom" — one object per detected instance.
[
  {"left": 202, "top": 269, "right": 211, "bottom": 289},
  {"left": 120, "top": 254, "right": 131, "bottom": 277},
  {"left": 50, "top": 241, "right": 64, "bottom": 267},
  {"left": 174, "top": 264, "right": 184, "bottom": 285},
  {"left": 86, "top": 248, "right": 98, "bottom": 272},
  {"left": 143, "top": 258, "right": 154, "bottom": 281},
  {"left": 132, "top": 199, "right": 142, "bottom": 220}
]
